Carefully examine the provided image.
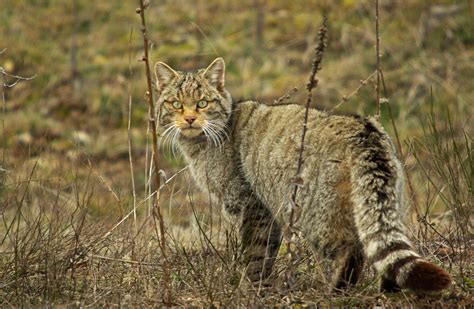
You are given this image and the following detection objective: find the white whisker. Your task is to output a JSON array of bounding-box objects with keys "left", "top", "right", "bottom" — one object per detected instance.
[
  {"left": 203, "top": 125, "right": 219, "bottom": 148},
  {"left": 204, "top": 121, "right": 226, "bottom": 152},
  {"left": 201, "top": 126, "right": 213, "bottom": 147},
  {"left": 171, "top": 127, "right": 181, "bottom": 158},
  {"left": 160, "top": 124, "right": 175, "bottom": 142},
  {"left": 207, "top": 121, "right": 229, "bottom": 140},
  {"left": 206, "top": 124, "right": 221, "bottom": 144},
  {"left": 160, "top": 123, "right": 179, "bottom": 156},
  {"left": 206, "top": 120, "right": 229, "bottom": 149}
]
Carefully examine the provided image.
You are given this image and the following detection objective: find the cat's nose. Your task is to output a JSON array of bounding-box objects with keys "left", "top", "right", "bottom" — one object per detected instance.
[{"left": 184, "top": 115, "right": 196, "bottom": 125}]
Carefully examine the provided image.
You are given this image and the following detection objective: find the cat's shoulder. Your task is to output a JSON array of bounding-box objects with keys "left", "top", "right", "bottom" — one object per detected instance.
[{"left": 234, "top": 100, "right": 270, "bottom": 118}]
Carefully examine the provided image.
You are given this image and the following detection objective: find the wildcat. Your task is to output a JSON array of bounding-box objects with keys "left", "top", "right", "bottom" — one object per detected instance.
[{"left": 154, "top": 57, "right": 451, "bottom": 293}]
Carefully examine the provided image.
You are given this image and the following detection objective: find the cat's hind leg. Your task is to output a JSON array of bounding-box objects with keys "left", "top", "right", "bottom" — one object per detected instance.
[
  {"left": 240, "top": 200, "right": 281, "bottom": 282},
  {"left": 332, "top": 245, "right": 365, "bottom": 290}
]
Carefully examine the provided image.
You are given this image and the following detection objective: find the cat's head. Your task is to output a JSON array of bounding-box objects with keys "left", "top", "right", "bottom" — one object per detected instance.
[{"left": 154, "top": 58, "right": 232, "bottom": 146}]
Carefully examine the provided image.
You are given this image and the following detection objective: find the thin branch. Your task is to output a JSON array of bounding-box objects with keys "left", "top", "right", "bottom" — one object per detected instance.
[
  {"left": 136, "top": 1, "right": 160, "bottom": 193},
  {"left": 272, "top": 87, "right": 298, "bottom": 105},
  {"left": 287, "top": 16, "right": 327, "bottom": 288},
  {"left": 1, "top": 53, "right": 35, "bottom": 183},
  {"left": 136, "top": 0, "right": 172, "bottom": 304},
  {"left": 379, "top": 70, "right": 419, "bottom": 219},
  {"left": 127, "top": 27, "right": 138, "bottom": 234},
  {"left": 291, "top": 16, "right": 328, "bottom": 210},
  {"left": 1, "top": 72, "right": 5, "bottom": 171},
  {"left": 375, "top": 0, "right": 381, "bottom": 119},
  {"left": 373, "top": 3, "right": 419, "bottom": 219},
  {"left": 331, "top": 70, "right": 377, "bottom": 112},
  {"left": 91, "top": 166, "right": 189, "bottom": 251},
  {"left": 0, "top": 68, "right": 36, "bottom": 88}
]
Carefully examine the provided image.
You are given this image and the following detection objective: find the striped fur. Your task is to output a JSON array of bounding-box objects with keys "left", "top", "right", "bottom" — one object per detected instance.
[
  {"left": 349, "top": 119, "right": 450, "bottom": 292},
  {"left": 154, "top": 58, "right": 451, "bottom": 293}
]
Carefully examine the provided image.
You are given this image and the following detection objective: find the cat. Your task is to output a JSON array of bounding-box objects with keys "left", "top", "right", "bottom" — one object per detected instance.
[{"left": 154, "top": 57, "right": 451, "bottom": 293}]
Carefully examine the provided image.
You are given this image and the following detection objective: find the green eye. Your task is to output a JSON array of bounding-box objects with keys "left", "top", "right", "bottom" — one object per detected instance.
[
  {"left": 197, "top": 100, "right": 208, "bottom": 109},
  {"left": 171, "top": 101, "right": 182, "bottom": 109}
]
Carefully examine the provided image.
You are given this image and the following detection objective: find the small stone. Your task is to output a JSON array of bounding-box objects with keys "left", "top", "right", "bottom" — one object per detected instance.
[
  {"left": 72, "top": 130, "right": 91, "bottom": 147},
  {"left": 17, "top": 132, "right": 32, "bottom": 145}
]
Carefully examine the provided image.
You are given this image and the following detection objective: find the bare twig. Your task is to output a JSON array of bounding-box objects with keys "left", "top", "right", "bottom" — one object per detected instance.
[
  {"left": 375, "top": 0, "right": 381, "bottom": 119},
  {"left": 136, "top": 0, "right": 172, "bottom": 304},
  {"left": 291, "top": 16, "right": 327, "bottom": 216},
  {"left": 86, "top": 159, "right": 120, "bottom": 202},
  {"left": 127, "top": 27, "right": 138, "bottom": 234},
  {"left": 91, "top": 166, "right": 189, "bottom": 251},
  {"left": 331, "top": 70, "right": 377, "bottom": 112},
  {"left": 0, "top": 68, "right": 36, "bottom": 88},
  {"left": 1, "top": 52, "right": 35, "bottom": 184},
  {"left": 1, "top": 70, "right": 5, "bottom": 171},
  {"left": 272, "top": 87, "right": 298, "bottom": 105},
  {"left": 372, "top": 5, "right": 419, "bottom": 219},
  {"left": 287, "top": 16, "right": 327, "bottom": 288},
  {"left": 136, "top": 2, "right": 160, "bottom": 191},
  {"left": 378, "top": 70, "right": 420, "bottom": 218}
]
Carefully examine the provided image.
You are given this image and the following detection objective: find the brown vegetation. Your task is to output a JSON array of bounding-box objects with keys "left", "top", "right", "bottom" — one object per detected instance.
[{"left": 0, "top": 0, "right": 472, "bottom": 306}]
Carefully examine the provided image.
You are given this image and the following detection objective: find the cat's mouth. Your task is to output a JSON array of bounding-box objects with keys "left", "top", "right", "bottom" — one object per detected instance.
[{"left": 180, "top": 126, "right": 204, "bottom": 137}]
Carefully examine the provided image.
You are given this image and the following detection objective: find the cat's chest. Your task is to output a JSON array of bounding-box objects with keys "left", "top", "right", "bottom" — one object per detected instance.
[{"left": 181, "top": 143, "right": 236, "bottom": 195}]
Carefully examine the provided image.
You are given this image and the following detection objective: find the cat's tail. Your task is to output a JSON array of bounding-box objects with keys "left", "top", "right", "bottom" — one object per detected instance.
[{"left": 350, "top": 118, "right": 451, "bottom": 293}]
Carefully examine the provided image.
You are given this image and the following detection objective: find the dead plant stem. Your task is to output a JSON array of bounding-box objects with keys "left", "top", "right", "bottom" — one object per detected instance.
[
  {"left": 375, "top": 0, "right": 381, "bottom": 119},
  {"left": 1, "top": 73, "right": 5, "bottom": 171},
  {"left": 127, "top": 27, "right": 138, "bottom": 235},
  {"left": 379, "top": 70, "right": 420, "bottom": 218},
  {"left": 290, "top": 16, "right": 327, "bottom": 220},
  {"left": 287, "top": 16, "right": 327, "bottom": 288},
  {"left": 136, "top": 0, "right": 171, "bottom": 304}
]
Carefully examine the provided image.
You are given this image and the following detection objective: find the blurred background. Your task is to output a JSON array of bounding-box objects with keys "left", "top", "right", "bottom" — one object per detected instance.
[{"left": 0, "top": 0, "right": 472, "bottom": 305}]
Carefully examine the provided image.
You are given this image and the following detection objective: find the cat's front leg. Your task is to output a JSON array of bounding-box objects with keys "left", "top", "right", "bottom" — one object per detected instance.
[
  {"left": 220, "top": 176, "right": 281, "bottom": 282},
  {"left": 240, "top": 198, "right": 281, "bottom": 283}
]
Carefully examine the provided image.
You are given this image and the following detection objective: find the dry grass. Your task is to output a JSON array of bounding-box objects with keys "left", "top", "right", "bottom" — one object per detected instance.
[
  {"left": 1, "top": 72, "right": 472, "bottom": 309},
  {"left": 1, "top": 0, "right": 473, "bottom": 307},
  {"left": 0, "top": 124, "right": 472, "bottom": 306},
  {"left": 0, "top": 161, "right": 472, "bottom": 306}
]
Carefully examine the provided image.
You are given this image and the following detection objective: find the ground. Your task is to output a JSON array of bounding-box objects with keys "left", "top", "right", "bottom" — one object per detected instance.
[{"left": 0, "top": 0, "right": 473, "bottom": 306}]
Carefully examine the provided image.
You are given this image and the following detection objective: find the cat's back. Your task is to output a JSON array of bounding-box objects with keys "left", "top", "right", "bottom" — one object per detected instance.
[
  {"left": 233, "top": 100, "right": 379, "bottom": 161},
  {"left": 232, "top": 100, "right": 393, "bottom": 206}
]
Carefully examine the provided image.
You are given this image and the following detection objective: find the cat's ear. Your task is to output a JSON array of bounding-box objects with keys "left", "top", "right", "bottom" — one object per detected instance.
[
  {"left": 203, "top": 57, "right": 225, "bottom": 91},
  {"left": 154, "top": 62, "right": 178, "bottom": 90}
]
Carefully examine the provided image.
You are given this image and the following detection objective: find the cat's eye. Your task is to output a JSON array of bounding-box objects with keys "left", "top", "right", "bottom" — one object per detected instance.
[
  {"left": 171, "top": 101, "right": 182, "bottom": 109},
  {"left": 197, "top": 100, "right": 208, "bottom": 109}
]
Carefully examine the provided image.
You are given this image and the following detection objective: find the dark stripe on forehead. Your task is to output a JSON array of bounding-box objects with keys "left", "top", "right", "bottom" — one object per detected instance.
[
  {"left": 192, "top": 82, "right": 202, "bottom": 98},
  {"left": 176, "top": 74, "right": 199, "bottom": 98},
  {"left": 183, "top": 77, "right": 196, "bottom": 93},
  {"left": 175, "top": 74, "right": 187, "bottom": 90}
]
